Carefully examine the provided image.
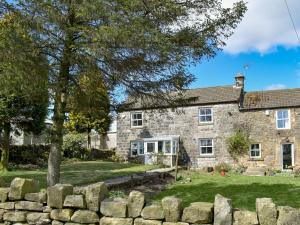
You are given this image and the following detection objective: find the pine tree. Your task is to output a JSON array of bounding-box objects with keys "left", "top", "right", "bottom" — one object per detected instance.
[{"left": 2, "top": 0, "right": 246, "bottom": 185}]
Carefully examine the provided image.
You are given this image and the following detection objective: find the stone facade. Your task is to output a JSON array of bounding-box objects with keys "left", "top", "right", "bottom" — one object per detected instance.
[
  {"left": 117, "top": 78, "right": 300, "bottom": 170},
  {"left": 1, "top": 177, "right": 299, "bottom": 225}
]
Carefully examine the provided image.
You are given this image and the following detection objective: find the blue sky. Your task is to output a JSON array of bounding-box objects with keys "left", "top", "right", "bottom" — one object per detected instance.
[{"left": 189, "top": 0, "right": 300, "bottom": 92}]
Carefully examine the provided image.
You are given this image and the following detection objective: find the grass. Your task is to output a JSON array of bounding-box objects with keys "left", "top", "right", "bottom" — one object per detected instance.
[
  {"left": 0, "top": 160, "right": 158, "bottom": 188},
  {"left": 154, "top": 171, "right": 300, "bottom": 211}
]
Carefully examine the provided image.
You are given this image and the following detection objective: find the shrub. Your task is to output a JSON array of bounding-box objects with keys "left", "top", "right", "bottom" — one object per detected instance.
[
  {"left": 8, "top": 145, "right": 50, "bottom": 166},
  {"left": 227, "top": 131, "right": 250, "bottom": 161},
  {"left": 214, "top": 162, "right": 231, "bottom": 173},
  {"left": 233, "top": 164, "right": 247, "bottom": 174},
  {"left": 63, "top": 132, "right": 88, "bottom": 159}
]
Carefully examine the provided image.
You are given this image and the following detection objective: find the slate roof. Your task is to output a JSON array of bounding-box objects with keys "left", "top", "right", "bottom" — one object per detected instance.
[
  {"left": 121, "top": 85, "right": 242, "bottom": 111},
  {"left": 243, "top": 88, "right": 300, "bottom": 110}
]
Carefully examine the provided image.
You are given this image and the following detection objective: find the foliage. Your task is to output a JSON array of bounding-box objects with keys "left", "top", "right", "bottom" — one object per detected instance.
[
  {"left": 8, "top": 145, "right": 50, "bottom": 167},
  {"left": 62, "top": 133, "right": 88, "bottom": 159},
  {"left": 2, "top": 0, "right": 247, "bottom": 185},
  {"left": 110, "top": 154, "right": 124, "bottom": 163},
  {"left": 109, "top": 191, "right": 126, "bottom": 199},
  {"left": 227, "top": 131, "right": 251, "bottom": 161},
  {"left": 232, "top": 164, "right": 247, "bottom": 174},
  {"left": 0, "top": 14, "right": 49, "bottom": 172},
  {"left": 214, "top": 162, "right": 231, "bottom": 173}
]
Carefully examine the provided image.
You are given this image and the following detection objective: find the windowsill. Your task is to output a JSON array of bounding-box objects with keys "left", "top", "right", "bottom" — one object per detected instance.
[
  {"left": 198, "top": 155, "right": 215, "bottom": 158},
  {"left": 198, "top": 122, "right": 214, "bottom": 126},
  {"left": 131, "top": 126, "right": 144, "bottom": 129},
  {"left": 248, "top": 158, "right": 264, "bottom": 161}
]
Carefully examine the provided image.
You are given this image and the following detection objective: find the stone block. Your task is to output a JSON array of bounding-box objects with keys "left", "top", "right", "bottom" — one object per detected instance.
[
  {"left": 52, "top": 220, "right": 64, "bottom": 225},
  {"left": 0, "top": 188, "right": 9, "bottom": 203},
  {"left": 3, "top": 211, "right": 27, "bottom": 222},
  {"left": 26, "top": 212, "right": 50, "bottom": 225},
  {"left": 256, "top": 198, "right": 277, "bottom": 225},
  {"left": 181, "top": 202, "right": 213, "bottom": 224},
  {"left": 0, "top": 209, "right": 4, "bottom": 221},
  {"left": 214, "top": 194, "right": 232, "bottom": 225},
  {"left": 50, "top": 209, "right": 74, "bottom": 222},
  {"left": 0, "top": 202, "right": 14, "bottom": 210},
  {"left": 233, "top": 209, "right": 259, "bottom": 225},
  {"left": 63, "top": 195, "right": 86, "bottom": 209},
  {"left": 15, "top": 201, "right": 43, "bottom": 211},
  {"left": 141, "top": 204, "right": 164, "bottom": 220},
  {"left": 100, "top": 217, "right": 133, "bottom": 225},
  {"left": 8, "top": 178, "right": 39, "bottom": 200},
  {"left": 70, "top": 210, "right": 99, "bottom": 224},
  {"left": 47, "top": 184, "right": 73, "bottom": 209},
  {"left": 134, "top": 218, "right": 162, "bottom": 225},
  {"left": 128, "top": 191, "right": 145, "bottom": 218},
  {"left": 25, "top": 192, "right": 47, "bottom": 203},
  {"left": 100, "top": 198, "right": 127, "bottom": 218},
  {"left": 162, "top": 196, "right": 182, "bottom": 222},
  {"left": 277, "top": 206, "right": 300, "bottom": 225},
  {"left": 162, "top": 223, "right": 189, "bottom": 225},
  {"left": 85, "top": 182, "right": 108, "bottom": 211}
]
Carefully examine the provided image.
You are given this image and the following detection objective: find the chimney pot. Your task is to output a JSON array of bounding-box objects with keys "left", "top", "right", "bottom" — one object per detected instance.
[{"left": 235, "top": 73, "right": 245, "bottom": 88}]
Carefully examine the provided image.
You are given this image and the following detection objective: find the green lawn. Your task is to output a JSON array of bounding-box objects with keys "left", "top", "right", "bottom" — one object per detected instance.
[
  {"left": 0, "top": 161, "right": 158, "bottom": 188},
  {"left": 154, "top": 171, "right": 300, "bottom": 211}
]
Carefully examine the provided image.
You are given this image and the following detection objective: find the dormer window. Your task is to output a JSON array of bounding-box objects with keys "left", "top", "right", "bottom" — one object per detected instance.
[
  {"left": 276, "top": 109, "right": 290, "bottom": 129},
  {"left": 131, "top": 112, "right": 143, "bottom": 128},
  {"left": 199, "top": 107, "right": 213, "bottom": 123}
]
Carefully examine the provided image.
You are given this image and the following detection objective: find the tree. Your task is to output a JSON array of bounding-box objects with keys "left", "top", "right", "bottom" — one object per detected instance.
[
  {"left": 65, "top": 70, "right": 111, "bottom": 149},
  {"left": 0, "top": 14, "right": 48, "bottom": 172},
  {"left": 2, "top": 0, "right": 247, "bottom": 186}
]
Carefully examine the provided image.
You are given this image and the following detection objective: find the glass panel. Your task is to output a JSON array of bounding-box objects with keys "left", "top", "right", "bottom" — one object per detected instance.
[
  {"left": 277, "top": 120, "right": 285, "bottom": 129},
  {"left": 147, "top": 142, "right": 155, "bottom": 153},
  {"left": 283, "top": 144, "right": 292, "bottom": 169},
  {"left": 158, "top": 141, "right": 163, "bottom": 153},
  {"left": 165, "top": 141, "right": 171, "bottom": 153}
]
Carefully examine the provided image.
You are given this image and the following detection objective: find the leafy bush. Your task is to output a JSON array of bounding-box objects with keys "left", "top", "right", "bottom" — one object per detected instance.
[
  {"left": 227, "top": 131, "right": 250, "bottom": 161},
  {"left": 214, "top": 162, "right": 231, "bottom": 173},
  {"left": 63, "top": 132, "right": 89, "bottom": 159},
  {"left": 233, "top": 164, "right": 247, "bottom": 174},
  {"left": 8, "top": 145, "right": 50, "bottom": 166}
]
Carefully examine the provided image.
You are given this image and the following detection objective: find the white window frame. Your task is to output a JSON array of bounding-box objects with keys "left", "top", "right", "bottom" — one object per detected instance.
[
  {"left": 199, "top": 138, "right": 214, "bottom": 156},
  {"left": 276, "top": 109, "right": 291, "bottom": 130},
  {"left": 131, "top": 112, "right": 143, "bottom": 128},
  {"left": 249, "top": 143, "right": 261, "bottom": 159},
  {"left": 199, "top": 107, "right": 213, "bottom": 123},
  {"left": 130, "top": 141, "right": 144, "bottom": 157}
]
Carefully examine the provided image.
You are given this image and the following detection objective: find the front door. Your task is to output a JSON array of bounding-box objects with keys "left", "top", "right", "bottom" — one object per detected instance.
[
  {"left": 144, "top": 142, "right": 156, "bottom": 164},
  {"left": 282, "top": 144, "right": 294, "bottom": 170}
]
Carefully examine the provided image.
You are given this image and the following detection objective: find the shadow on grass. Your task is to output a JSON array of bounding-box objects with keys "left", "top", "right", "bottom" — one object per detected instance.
[
  {"left": 154, "top": 182, "right": 300, "bottom": 211},
  {"left": 1, "top": 161, "right": 156, "bottom": 188}
]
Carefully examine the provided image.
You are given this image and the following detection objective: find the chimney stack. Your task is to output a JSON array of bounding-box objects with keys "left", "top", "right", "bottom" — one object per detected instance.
[{"left": 235, "top": 73, "right": 245, "bottom": 88}]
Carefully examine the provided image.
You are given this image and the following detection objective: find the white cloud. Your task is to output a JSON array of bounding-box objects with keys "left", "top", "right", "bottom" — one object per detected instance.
[
  {"left": 265, "top": 84, "right": 287, "bottom": 90},
  {"left": 223, "top": 0, "right": 300, "bottom": 54}
]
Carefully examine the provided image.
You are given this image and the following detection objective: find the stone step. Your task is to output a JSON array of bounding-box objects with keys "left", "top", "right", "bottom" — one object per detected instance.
[{"left": 244, "top": 170, "right": 265, "bottom": 176}]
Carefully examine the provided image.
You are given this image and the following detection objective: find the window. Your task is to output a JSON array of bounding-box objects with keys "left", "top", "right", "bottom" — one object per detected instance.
[
  {"left": 165, "top": 141, "right": 171, "bottom": 154},
  {"left": 131, "top": 112, "right": 143, "bottom": 127},
  {"left": 146, "top": 142, "right": 155, "bottom": 153},
  {"left": 130, "top": 141, "right": 144, "bottom": 156},
  {"left": 199, "top": 107, "right": 213, "bottom": 123},
  {"left": 276, "top": 110, "right": 290, "bottom": 129},
  {"left": 199, "top": 139, "right": 214, "bottom": 156},
  {"left": 250, "top": 144, "right": 261, "bottom": 158}
]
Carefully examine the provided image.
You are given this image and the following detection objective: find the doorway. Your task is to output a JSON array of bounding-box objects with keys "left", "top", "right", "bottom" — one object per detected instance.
[{"left": 282, "top": 143, "right": 294, "bottom": 170}]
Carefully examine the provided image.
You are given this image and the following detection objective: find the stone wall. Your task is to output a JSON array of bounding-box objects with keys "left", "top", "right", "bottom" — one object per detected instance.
[
  {"left": 117, "top": 104, "right": 300, "bottom": 170},
  {"left": 117, "top": 104, "right": 239, "bottom": 168},
  {"left": 0, "top": 177, "right": 299, "bottom": 225}
]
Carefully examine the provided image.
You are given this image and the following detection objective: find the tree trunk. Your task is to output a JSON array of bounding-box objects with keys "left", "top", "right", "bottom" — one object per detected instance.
[
  {"left": 0, "top": 123, "right": 10, "bottom": 172},
  {"left": 87, "top": 128, "right": 91, "bottom": 149},
  {"left": 47, "top": 27, "right": 73, "bottom": 187}
]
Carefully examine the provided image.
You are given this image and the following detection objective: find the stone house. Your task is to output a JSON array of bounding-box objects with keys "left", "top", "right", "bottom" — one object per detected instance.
[{"left": 117, "top": 75, "right": 300, "bottom": 170}]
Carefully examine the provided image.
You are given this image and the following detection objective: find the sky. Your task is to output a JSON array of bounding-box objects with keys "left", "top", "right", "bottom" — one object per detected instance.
[{"left": 189, "top": 0, "right": 300, "bottom": 92}]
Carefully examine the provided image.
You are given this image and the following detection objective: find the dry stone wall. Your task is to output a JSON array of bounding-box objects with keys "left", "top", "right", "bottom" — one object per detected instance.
[{"left": 0, "top": 177, "right": 299, "bottom": 225}]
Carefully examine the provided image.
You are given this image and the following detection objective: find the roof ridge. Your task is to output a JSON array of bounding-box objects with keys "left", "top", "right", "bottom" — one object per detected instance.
[
  {"left": 185, "top": 85, "right": 233, "bottom": 91},
  {"left": 246, "top": 87, "right": 300, "bottom": 94}
]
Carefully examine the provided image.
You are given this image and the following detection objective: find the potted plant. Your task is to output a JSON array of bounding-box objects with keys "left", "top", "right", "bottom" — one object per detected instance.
[{"left": 215, "top": 162, "right": 231, "bottom": 176}]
